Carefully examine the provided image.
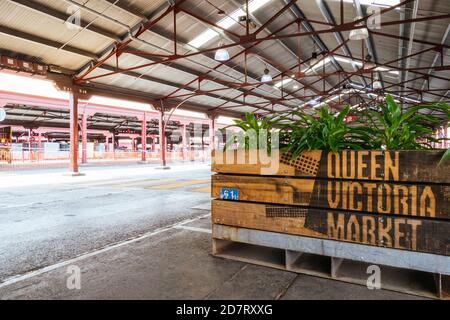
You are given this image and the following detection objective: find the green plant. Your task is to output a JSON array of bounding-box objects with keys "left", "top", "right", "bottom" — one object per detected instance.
[
  {"left": 439, "top": 148, "right": 450, "bottom": 166},
  {"left": 282, "top": 105, "right": 373, "bottom": 158},
  {"left": 221, "top": 96, "right": 450, "bottom": 164},
  {"left": 222, "top": 113, "right": 277, "bottom": 151},
  {"left": 366, "top": 95, "right": 450, "bottom": 150}
]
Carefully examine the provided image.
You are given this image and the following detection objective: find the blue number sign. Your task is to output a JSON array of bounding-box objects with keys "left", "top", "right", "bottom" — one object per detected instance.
[{"left": 220, "top": 188, "right": 239, "bottom": 201}]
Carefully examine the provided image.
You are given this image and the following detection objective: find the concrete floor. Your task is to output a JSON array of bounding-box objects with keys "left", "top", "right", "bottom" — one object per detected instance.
[{"left": 0, "top": 163, "right": 425, "bottom": 300}]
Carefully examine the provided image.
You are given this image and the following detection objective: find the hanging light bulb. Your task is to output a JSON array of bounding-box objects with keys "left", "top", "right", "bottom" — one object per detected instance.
[
  {"left": 214, "top": 41, "right": 230, "bottom": 61},
  {"left": 364, "top": 54, "right": 376, "bottom": 70},
  {"left": 261, "top": 66, "right": 272, "bottom": 83},
  {"left": 349, "top": 16, "right": 369, "bottom": 41},
  {"left": 373, "top": 79, "right": 382, "bottom": 90},
  {"left": 310, "top": 51, "right": 319, "bottom": 66}
]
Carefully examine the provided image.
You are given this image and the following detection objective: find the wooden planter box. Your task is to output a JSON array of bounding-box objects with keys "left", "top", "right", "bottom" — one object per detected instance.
[{"left": 211, "top": 150, "right": 450, "bottom": 256}]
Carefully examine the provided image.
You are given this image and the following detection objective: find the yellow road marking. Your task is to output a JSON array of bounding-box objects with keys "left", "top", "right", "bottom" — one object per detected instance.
[
  {"left": 149, "top": 180, "right": 210, "bottom": 190},
  {"left": 113, "top": 179, "right": 175, "bottom": 188},
  {"left": 191, "top": 187, "right": 211, "bottom": 193}
]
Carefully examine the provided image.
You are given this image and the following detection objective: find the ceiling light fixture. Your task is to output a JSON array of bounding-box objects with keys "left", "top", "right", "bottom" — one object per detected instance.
[
  {"left": 214, "top": 41, "right": 230, "bottom": 61},
  {"left": 188, "top": 0, "right": 272, "bottom": 48},
  {"left": 261, "top": 66, "right": 273, "bottom": 83},
  {"left": 373, "top": 80, "right": 382, "bottom": 90},
  {"left": 310, "top": 52, "right": 319, "bottom": 66},
  {"left": 364, "top": 54, "right": 376, "bottom": 70}
]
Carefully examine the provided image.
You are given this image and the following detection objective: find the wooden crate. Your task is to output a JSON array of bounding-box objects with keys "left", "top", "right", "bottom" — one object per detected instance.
[
  {"left": 212, "top": 200, "right": 450, "bottom": 256},
  {"left": 212, "top": 150, "right": 450, "bottom": 183},
  {"left": 212, "top": 150, "right": 450, "bottom": 257},
  {"left": 212, "top": 224, "right": 450, "bottom": 299}
]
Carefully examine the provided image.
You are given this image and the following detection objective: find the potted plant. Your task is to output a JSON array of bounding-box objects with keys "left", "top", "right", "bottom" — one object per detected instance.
[{"left": 212, "top": 96, "right": 450, "bottom": 256}]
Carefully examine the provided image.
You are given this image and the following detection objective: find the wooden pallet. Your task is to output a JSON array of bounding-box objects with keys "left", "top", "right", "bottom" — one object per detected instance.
[
  {"left": 211, "top": 150, "right": 450, "bottom": 298},
  {"left": 212, "top": 150, "right": 450, "bottom": 256},
  {"left": 212, "top": 224, "right": 450, "bottom": 300}
]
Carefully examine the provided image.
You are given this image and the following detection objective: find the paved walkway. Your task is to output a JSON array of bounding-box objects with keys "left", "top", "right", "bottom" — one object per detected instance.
[{"left": 0, "top": 163, "right": 425, "bottom": 300}]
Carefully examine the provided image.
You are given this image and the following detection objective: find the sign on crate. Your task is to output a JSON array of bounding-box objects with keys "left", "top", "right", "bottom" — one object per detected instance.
[
  {"left": 211, "top": 150, "right": 450, "bottom": 256},
  {"left": 219, "top": 188, "right": 239, "bottom": 201}
]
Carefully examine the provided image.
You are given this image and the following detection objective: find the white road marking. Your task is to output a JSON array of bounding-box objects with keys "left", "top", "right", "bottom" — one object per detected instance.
[
  {"left": 0, "top": 213, "right": 211, "bottom": 290},
  {"left": 174, "top": 226, "right": 212, "bottom": 234}
]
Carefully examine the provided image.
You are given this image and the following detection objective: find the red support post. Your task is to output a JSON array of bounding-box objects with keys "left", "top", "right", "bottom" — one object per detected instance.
[
  {"left": 181, "top": 123, "right": 187, "bottom": 161},
  {"left": 81, "top": 113, "right": 87, "bottom": 164},
  {"left": 141, "top": 113, "right": 147, "bottom": 162},
  {"left": 104, "top": 134, "right": 109, "bottom": 152},
  {"left": 444, "top": 123, "right": 449, "bottom": 149},
  {"left": 28, "top": 129, "right": 32, "bottom": 161},
  {"left": 69, "top": 92, "right": 79, "bottom": 173},
  {"left": 112, "top": 134, "right": 116, "bottom": 160},
  {"left": 209, "top": 116, "right": 217, "bottom": 152},
  {"left": 159, "top": 111, "right": 167, "bottom": 167},
  {"left": 37, "top": 130, "right": 42, "bottom": 162}
]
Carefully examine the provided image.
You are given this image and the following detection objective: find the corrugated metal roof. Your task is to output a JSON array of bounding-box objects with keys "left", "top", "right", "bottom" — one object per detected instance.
[{"left": 0, "top": 0, "right": 448, "bottom": 116}]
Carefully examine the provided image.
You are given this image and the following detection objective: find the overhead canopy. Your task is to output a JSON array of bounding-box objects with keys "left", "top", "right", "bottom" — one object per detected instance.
[{"left": 0, "top": 0, "right": 448, "bottom": 118}]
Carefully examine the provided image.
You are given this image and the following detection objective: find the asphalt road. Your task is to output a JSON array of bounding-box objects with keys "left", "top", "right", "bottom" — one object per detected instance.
[{"left": 0, "top": 163, "right": 211, "bottom": 282}]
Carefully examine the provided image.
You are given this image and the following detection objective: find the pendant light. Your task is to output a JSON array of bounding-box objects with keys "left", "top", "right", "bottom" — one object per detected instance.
[
  {"left": 310, "top": 51, "right": 319, "bottom": 66},
  {"left": 373, "top": 80, "right": 382, "bottom": 90},
  {"left": 373, "top": 74, "right": 382, "bottom": 90},
  {"left": 364, "top": 54, "right": 376, "bottom": 70},
  {"left": 214, "top": 40, "right": 230, "bottom": 61},
  {"left": 261, "top": 66, "right": 272, "bottom": 83},
  {"left": 349, "top": 16, "right": 369, "bottom": 41}
]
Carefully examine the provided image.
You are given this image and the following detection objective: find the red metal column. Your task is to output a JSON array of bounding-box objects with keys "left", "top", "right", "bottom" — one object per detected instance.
[
  {"left": 151, "top": 136, "right": 156, "bottom": 151},
  {"left": 141, "top": 114, "right": 147, "bottom": 162},
  {"left": 104, "top": 134, "right": 109, "bottom": 152},
  {"left": 181, "top": 123, "right": 187, "bottom": 161},
  {"left": 28, "top": 129, "right": 32, "bottom": 161},
  {"left": 81, "top": 113, "right": 87, "bottom": 164},
  {"left": 37, "top": 130, "right": 42, "bottom": 162},
  {"left": 69, "top": 92, "right": 79, "bottom": 173},
  {"left": 112, "top": 134, "right": 116, "bottom": 160},
  {"left": 209, "top": 116, "right": 217, "bottom": 151},
  {"left": 159, "top": 111, "right": 167, "bottom": 167},
  {"left": 444, "top": 123, "right": 449, "bottom": 148}
]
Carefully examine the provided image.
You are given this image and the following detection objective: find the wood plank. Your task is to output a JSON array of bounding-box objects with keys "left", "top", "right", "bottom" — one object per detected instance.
[
  {"left": 212, "top": 200, "right": 450, "bottom": 256},
  {"left": 212, "top": 175, "right": 450, "bottom": 219},
  {"left": 212, "top": 150, "right": 450, "bottom": 184},
  {"left": 214, "top": 225, "right": 450, "bottom": 299}
]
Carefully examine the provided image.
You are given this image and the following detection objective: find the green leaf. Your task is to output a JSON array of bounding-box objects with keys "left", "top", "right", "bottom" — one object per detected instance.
[{"left": 439, "top": 149, "right": 450, "bottom": 166}]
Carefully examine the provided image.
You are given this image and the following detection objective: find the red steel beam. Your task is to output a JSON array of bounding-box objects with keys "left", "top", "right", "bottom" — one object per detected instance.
[
  {"left": 81, "top": 113, "right": 87, "bottom": 164},
  {"left": 76, "top": 0, "right": 188, "bottom": 82},
  {"left": 69, "top": 92, "right": 79, "bottom": 173},
  {"left": 141, "top": 113, "right": 147, "bottom": 162},
  {"left": 253, "top": 0, "right": 298, "bottom": 35},
  {"left": 211, "top": 39, "right": 355, "bottom": 111},
  {"left": 79, "top": 9, "right": 450, "bottom": 84}
]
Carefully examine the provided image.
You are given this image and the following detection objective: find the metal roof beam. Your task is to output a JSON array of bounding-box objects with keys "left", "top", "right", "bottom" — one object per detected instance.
[{"left": 80, "top": 0, "right": 305, "bottom": 108}]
